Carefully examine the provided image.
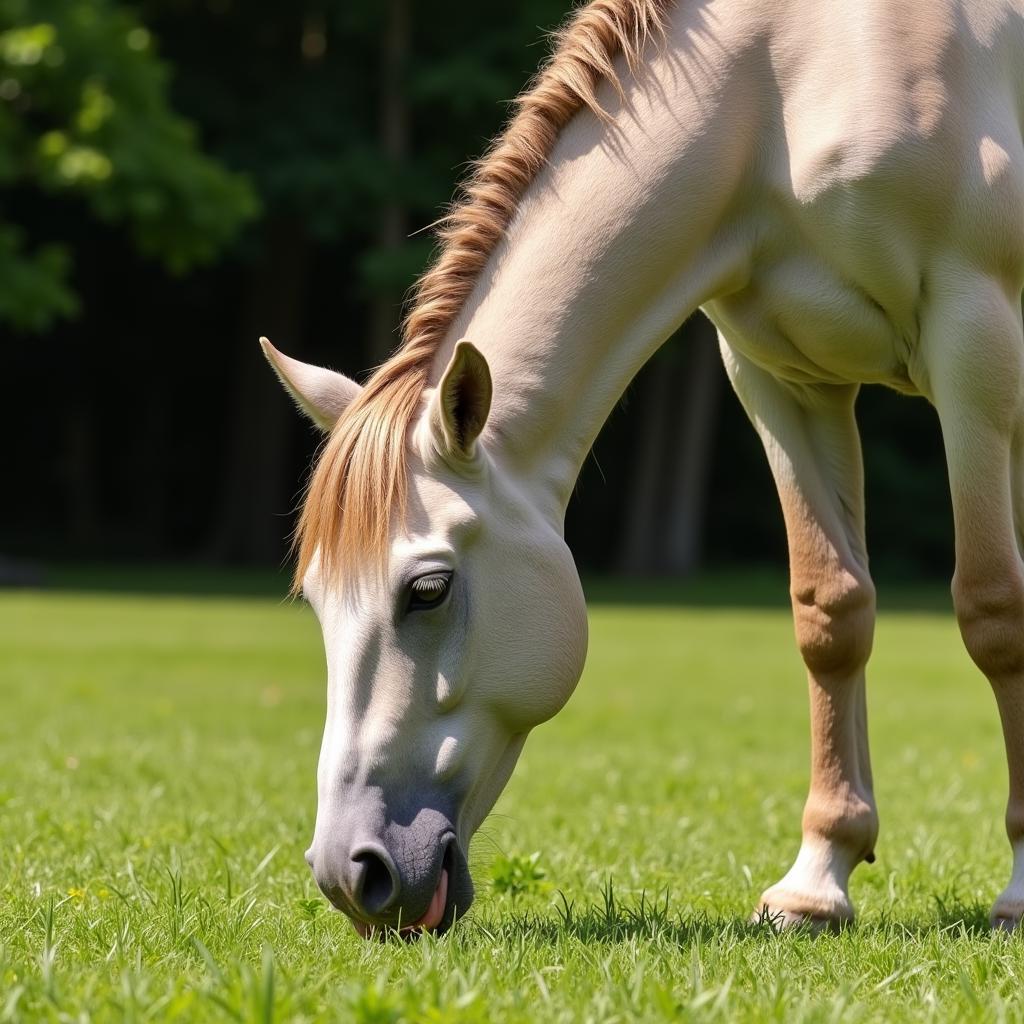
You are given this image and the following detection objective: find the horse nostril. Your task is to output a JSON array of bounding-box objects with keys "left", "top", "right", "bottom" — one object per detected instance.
[{"left": 352, "top": 846, "right": 399, "bottom": 916}]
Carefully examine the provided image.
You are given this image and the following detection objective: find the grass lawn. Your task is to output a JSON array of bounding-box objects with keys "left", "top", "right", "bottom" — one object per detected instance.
[{"left": 2, "top": 572, "right": 1023, "bottom": 1022}]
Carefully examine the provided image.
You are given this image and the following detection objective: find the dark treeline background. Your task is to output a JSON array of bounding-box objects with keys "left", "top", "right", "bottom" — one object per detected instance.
[{"left": 1, "top": 0, "right": 953, "bottom": 581}]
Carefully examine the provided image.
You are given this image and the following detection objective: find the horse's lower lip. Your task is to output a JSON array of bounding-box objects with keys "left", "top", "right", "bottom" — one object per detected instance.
[
  {"left": 401, "top": 867, "right": 449, "bottom": 934},
  {"left": 352, "top": 867, "right": 450, "bottom": 939}
]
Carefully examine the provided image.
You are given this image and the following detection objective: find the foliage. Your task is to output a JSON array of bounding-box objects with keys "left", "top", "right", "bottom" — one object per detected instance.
[
  {"left": 0, "top": 573, "right": 1019, "bottom": 1021},
  {"left": 0, "top": 2, "right": 961, "bottom": 578},
  {"left": 147, "top": 1, "right": 577, "bottom": 299},
  {"left": 0, "top": 0, "right": 257, "bottom": 330},
  {"left": 490, "top": 851, "right": 550, "bottom": 899}
]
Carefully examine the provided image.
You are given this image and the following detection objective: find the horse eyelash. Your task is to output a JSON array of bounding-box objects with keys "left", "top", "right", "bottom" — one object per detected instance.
[{"left": 413, "top": 574, "right": 449, "bottom": 594}]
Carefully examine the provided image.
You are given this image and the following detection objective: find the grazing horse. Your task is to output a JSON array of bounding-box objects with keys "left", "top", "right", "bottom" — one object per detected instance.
[{"left": 262, "top": 0, "right": 1024, "bottom": 935}]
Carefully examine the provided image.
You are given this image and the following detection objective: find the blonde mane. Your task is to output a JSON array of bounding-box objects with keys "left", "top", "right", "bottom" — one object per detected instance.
[{"left": 293, "top": 0, "right": 674, "bottom": 591}]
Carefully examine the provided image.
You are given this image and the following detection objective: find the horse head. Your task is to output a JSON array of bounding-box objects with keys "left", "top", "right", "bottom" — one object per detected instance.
[{"left": 263, "top": 337, "right": 588, "bottom": 935}]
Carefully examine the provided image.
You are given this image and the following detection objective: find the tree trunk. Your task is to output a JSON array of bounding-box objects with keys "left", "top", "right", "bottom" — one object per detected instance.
[
  {"left": 616, "top": 314, "right": 722, "bottom": 577},
  {"left": 141, "top": 383, "right": 167, "bottom": 555},
  {"left": 64, "top": 396, "right": 100, "bottom": 551},
  {"left": 617, "top": 353, "right": 675, "bottom": 574},
  {"left": 209, "top": 218, "right": 311, "bottom": 564},
  {"left": 663, "top": 314, "right": 721, "bottom": 574},
  {"left": 369, "top": 0, "right": 411, "bottom": 364}
]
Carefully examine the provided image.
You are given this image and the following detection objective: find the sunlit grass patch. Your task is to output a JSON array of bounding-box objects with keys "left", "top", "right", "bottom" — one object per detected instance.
[{"left": 1, "top": 575, "right": 1020, "bottom": 1022}]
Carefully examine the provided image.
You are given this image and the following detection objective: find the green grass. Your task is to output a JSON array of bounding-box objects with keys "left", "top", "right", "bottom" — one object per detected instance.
[{"left": 2, "top": 573, "right": 1022, "bottom": 1022}]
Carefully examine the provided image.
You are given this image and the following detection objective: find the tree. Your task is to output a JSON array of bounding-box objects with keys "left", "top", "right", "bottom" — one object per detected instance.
[
  {"left": 617, "top": 315, "right": 722, "bottom": 576},
  {"left": 0, "top": 0, "right": 256, "bottom": 331},
  {"left": 0, "top": 2, "right": 960, "bottom": 577},
  {"left": 141, "top": 0, "right": 578, "bottom": 562}
]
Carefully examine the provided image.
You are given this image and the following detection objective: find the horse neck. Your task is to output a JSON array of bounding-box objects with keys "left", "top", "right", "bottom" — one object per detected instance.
[{"left": 429, "top": 12, "right": 752, "bottom": 525}]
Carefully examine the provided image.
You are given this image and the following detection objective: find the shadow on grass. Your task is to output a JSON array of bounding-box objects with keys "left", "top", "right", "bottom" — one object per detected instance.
[
  {"left": 466, "top": 886, "right": 997, "bottom": 947},
  {"left": 4, "top": 563, "right": 955, "bottom": 614},
  {"left": 911, "top": 895, "right": 993, "bottom": 937},
  {"left": 474, "top": 887, "right": 742, "bottom": 946}
]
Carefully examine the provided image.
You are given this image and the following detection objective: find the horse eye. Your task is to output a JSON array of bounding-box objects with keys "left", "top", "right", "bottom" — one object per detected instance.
[{"left": 408, "top": 571, "right": 452, "bottom": 612}]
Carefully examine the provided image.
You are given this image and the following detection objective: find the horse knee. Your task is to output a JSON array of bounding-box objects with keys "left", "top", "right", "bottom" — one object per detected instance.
[
  {"left": 802, "top": 789, "right": 879, "bottom": 860},
  {"left": 953, "top": 570, "right": 1024, "bottom": 680},
  {"left": 792, "top": 570, "right": 876, "bottom": 678}
]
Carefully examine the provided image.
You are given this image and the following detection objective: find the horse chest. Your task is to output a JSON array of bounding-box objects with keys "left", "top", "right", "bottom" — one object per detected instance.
[{"left": 705, "top": 252, "right": 916, "bottom": 392}]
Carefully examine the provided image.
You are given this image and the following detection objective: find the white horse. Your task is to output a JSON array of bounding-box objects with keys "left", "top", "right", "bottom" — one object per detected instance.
[{"left": 262, "top": 0, "right": 1024, "bottom": 935}]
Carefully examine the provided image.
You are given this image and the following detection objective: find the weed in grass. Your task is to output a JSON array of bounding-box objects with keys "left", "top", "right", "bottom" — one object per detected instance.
[{"left": 489, "top": 853, "right": 550, "bottom": 899}]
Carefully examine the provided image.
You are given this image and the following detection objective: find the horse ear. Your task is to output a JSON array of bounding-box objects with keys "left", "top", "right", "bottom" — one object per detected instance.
[
  {"left": 427, "top": 340, "right": 492, "bottom": 463},
  {"left": 260, "top": 337, "right": 361, "bottom": 431}
]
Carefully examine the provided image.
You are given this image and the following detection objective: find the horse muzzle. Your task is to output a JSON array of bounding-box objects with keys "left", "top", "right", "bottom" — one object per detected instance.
[{"left": 306, "top": 800, "right": 474, "bottom": 937}]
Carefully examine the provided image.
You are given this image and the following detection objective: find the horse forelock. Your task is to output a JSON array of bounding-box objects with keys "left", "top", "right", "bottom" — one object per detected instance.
[
  {"left": 292, "top": 0, "right": 673, "bottom": 592},
  {"left": 292, "top": 364, "right": 423, "bottom": 593}
]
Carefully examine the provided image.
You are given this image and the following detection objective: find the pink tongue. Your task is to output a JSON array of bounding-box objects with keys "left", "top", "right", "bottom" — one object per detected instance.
[
  {"left": 352, "top": 868, "right": 449, "bottom": 939},
  {"left": 403, "top": 868, "right": 449, "bottom": 933}
]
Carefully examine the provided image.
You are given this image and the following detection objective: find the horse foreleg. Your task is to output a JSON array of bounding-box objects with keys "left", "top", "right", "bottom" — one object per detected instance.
[
  {"left": 924, "top": 278, "right": 1024, "bottom": 931},
  {"left": 720, "top": 341, "right": 878, "bottom": 930}
]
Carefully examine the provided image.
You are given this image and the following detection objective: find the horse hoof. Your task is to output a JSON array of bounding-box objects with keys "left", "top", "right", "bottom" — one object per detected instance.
[
  {"left": 752, "top": 905, "right": 848, "bottom": 934},
  {"left": 753, "top": 886, "right": 853, "bottom": 933},
  {"left": 990, "top": 898, "right": 1024, "bottom": 933}
]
